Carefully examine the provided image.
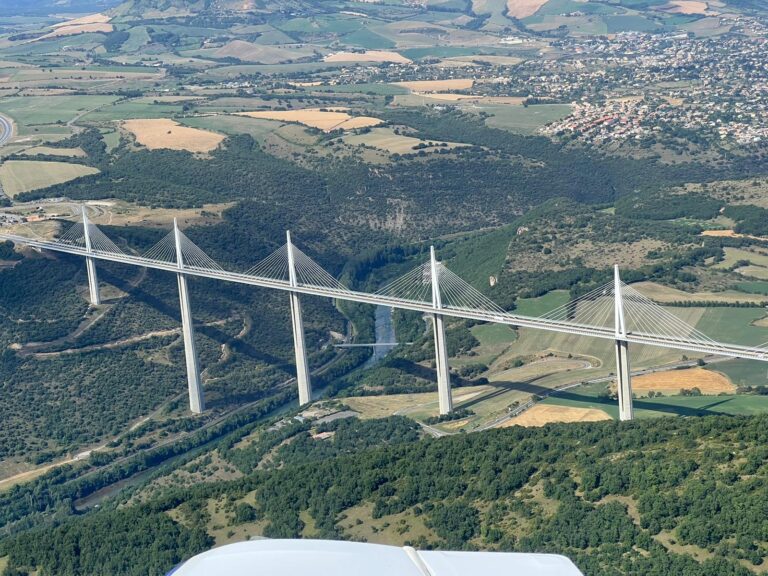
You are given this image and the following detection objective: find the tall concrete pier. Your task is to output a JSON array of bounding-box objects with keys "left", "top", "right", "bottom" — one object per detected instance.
[
  {"left": 430, "top": 246, "right": 453, "bottom": 415},
  {"left": 81, "top": 208, "right": 100, "bottom": 306},
  {"left": 614, "top": 265, "right": 633, "bottom": 421},
  {"left": 286, "top": 231, "right": 312, "bottom": 406},
  {"left": 174, "top": 219, "right": 205, "bottom": 414}
]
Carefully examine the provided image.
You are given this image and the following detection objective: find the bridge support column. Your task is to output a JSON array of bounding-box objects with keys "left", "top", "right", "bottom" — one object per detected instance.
[
  {"left": 81, "top": 208, "right": 100, "bottom": 306},
  {"left": 287, "top": 231, "right": 311, "bottom": 406},
  {"left": 174, "top": 219, "right": 204, "bottom": 414},
  {"left": 614, "top": 265, "right": 633, "bottom": 421},
  {"left": 615, "top": 340, "right": 633, "bottom": 421},
  {"left": 430, "top": 246, "right": 453, "bottom": 415}
]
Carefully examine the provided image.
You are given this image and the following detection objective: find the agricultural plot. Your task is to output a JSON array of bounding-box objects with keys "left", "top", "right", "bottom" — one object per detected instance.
[
  {"left": 502, "top": 404, "right": 611, "bottom": 427},
  {"left": 324, "top": 50, "right": 411, "bottom": 64},
  {"left": 0, "top": 95, "right": 119, "bottom": 134},
  {"left": 236, "top": 109, "right": 382, "bottom": 132},
  {"left": 342, "top": 127, "right": 468, "bottom": 154},
  {"left": 0, "top": 160, "right": 99, "bottom": 197},
  {"left": 695, "top": 308, "right": 768, "bottom": 347},
  {"left": 632, "top": 280, "right": 768, "bottom": 304},
  {"left": 506, "top": 0, "right": 551, "bottom": 19},
  {"left": 21, "top": 146, "right": 85, "bottom": 157},
  {"left": 709, "top": 359, "right": 768, "bottom": 389},
  {"left": 631, "top": 368, "right": 735, "bottom": 396},
  {"left": 209, "top": 41, "right": 316, "bottom": 64},
  {"left": 482, "top": 104, "right": 572, "bottom": 134},
  {"left": 394, "top": 79, "right": 474, "bottom": 92},
  {"left": 544, "top": 382, "right": 768, "bottom": 419},
  {"left": 122, "top": 119, "right": 225, "bottom": 152}
]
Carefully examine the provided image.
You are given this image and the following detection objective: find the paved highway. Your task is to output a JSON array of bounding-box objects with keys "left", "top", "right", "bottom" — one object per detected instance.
[{"left": 0, "top": 114, "right": 14, "bottom": 147}]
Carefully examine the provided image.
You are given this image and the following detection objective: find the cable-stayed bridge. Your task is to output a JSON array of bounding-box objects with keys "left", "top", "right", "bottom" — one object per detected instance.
[{"left": 3, "top": 209, "right": 768, "bottom": 422}]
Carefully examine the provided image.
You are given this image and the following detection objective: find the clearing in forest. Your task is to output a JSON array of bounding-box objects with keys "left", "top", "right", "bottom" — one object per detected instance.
[
  {"left": 0, "top": 160, "right": 99, "bottom": 197},
  {"left": 343, "top": 127, "right": 468, "bottom": 154},
  {"left": 506, "top": 0, "right": 550, "bottom": 18},
  {"left": 631, "top": 368, "right": 735, "bottom": 396},
  {"left": 122, "top": 119, "right": 225, "bottom": 152},
  {"left": 504, "top": 404, "right": 611, "bottom": 427},
  {"left": 236, "top": 109, "right": 382, "bottom": 132},
  {"left": 324, "top": 50, "right": 411, "bottom": 64},
  {"left": 395, "top": 79, "right": 474, "bottom": 92}
]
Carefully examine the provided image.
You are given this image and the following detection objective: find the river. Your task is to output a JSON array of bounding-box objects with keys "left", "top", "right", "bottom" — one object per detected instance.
[{"left": 363, "top": 305, "right": 397, "bottom": 369}]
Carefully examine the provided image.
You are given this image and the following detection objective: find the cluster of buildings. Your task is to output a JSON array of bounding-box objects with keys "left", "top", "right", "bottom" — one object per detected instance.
[{"left": 537, "top": 16, "right": 768, "bottom": 146}]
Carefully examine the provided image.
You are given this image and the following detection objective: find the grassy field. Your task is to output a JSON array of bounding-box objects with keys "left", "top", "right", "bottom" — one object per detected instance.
[
  {"left": 632, "top": 281, "right": 768, "bottom": 304},
  {"left": 708, "top": 359, "right": 768, "bottom": 389},
  {"left": 735, "top": 281, "right": 768, "bottom": 295},
  {"left": 21, "top": 146, "right": 85, "bottom": 157},
  {"left": 0, "top": 160, "right": 98, "bottom": 196},
  {"left": 181, "top": 115, "right": 280, "bottom": 143},
  {"left": 695, "top": 308, "right": 768, "bottom": 346},
  {"left": 0, "top": 95, "right": 119, "bottom": 134},
  {"left": 713, "top": 247, "right": 768, "bottom": 269},
  {"left": 482, "top": 104, "right": 572, "bottom": 134},
  {"left": 81, "top": 100, "right": 185, "bottom": 122},
  {"left": 514, "top": 291, "right": 570, "bottom": 317}
]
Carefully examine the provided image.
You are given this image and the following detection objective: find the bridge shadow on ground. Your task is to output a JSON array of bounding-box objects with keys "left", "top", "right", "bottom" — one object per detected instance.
[
  {"left": 551, "top": 389, "right": 738, "bottom": 418},
  {"left": 99, "top": 268, "right": 292, "bottom": 371}
]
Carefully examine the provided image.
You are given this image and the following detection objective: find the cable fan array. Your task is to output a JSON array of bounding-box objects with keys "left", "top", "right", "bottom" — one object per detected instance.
[
  {"left": 245, "top": 243, "right": 349, "bottom": 291},
  {"left": 375, "top": 261, "right": 507, "bottom": 313},
  {"left": 537, "top": 280, "right": 741, "bottom": 354},
  {"left": 57, "top": 221, "right": 124, "bottom": 255},
  {"left": 141, "top": 229, "right": 223, "bottom": 270}
]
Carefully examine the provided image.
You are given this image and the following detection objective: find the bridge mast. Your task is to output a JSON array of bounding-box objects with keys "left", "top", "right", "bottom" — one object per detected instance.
[
  {"left": 430, "top": 246, "right": 453, "bottom": 415},
  {"left": 286, "top": 231, "right": 312, "bottom": 406},
  {"left": 81, "top": 207, "right": 100, "bottom": 306},
  {"left": 614, "top": 265, "right": 633, "bottom": 421},
  {"left": 174, "top": 218, "right": 205, "bottom": 414}
]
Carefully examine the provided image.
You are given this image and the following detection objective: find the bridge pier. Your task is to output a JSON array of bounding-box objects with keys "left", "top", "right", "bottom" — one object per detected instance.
[
  {"left": 614, "top": 265, "right": 633, "bottom": 421},
  {"left": 615, "top": 340, "right": 633, "bottom": 421},
  {"left": 430, "top": 246, "right": 453, "bottom": 415},
  {"left": 174, "top": 219, "right": 205, "bottom": 414},
  {"left": 81, "top": 208, "right": 100, "bottom": 306},
  {"left": 287, "top": 231, "right": 312, "bottom": 406}
]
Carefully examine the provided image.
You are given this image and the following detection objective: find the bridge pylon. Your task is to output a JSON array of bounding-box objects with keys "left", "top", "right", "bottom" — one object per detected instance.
[
  {"left": 614, "top": 265, "right": 633, "bottom": 421},
  {"left": 81, "top": 207, "right": 100, "bottom": 306},
  {"left": 287, "top": 231, "right": 312, "bottom": 406},
  {"left": 174, "top": 218, "right": 205, "bottom": 414},
  {"left": 430, "top": 246, "right": 453, "bottom": 415}
]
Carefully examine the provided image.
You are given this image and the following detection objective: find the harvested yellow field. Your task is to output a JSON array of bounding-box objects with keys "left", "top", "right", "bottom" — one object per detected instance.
[
  {"left": 396, "top": 79, "right": 474, "bottom": 92},
  {"left": 122, "top": 119, "right": 225, "bottom": 152},
  {"left": 324, "top": 51, "right": 411, "bottom": 64},
  {"left": 0, "top": 161, "right": 99, "bottom": 197},
  {"left": 38, "top": 23, "right": 113, "bottom": 40},
  {"left": 506, "top": 0, "right": 550, "bottom": 18},
  {"left": 51, "top": 13, "right": 111, "bottom": 28},
  {"left": 503, "top": 405, "right": 611, "bottom": 427},
  {"left": 632, "top": 368, "right": 735, "bottom": 395},
  {"left": 667, "top": 0, "right": 708, "bottom": 13},
  {"left": 416, "top": 93, "right": 477, "bottom": 101},
  {"left": 236, "top": 109, "right": 382, "bottom": 132},
  {"left": 702, "top": 229, "right": 768, "bottom": 242},
  {"left": 343, "top": 127, "right": 468, "bottom": 154}
]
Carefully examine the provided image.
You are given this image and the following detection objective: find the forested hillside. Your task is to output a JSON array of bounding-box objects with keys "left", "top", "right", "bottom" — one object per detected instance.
[{"left": 2, "top": 414, "right": 767, "bottom": 575}]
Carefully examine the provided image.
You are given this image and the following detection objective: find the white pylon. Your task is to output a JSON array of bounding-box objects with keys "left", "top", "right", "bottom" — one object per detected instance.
[
  {"left": 174, "top": 218, "right": 204, "bottom": 414},
  {"left": 81, "top": 207, "right": 100, "bottom": 306},
  {"left": 287, "top": 231, "right": 312, "bottom": 406},
  {"left": 430, "top": 246, "right": 453, "bottom": 415},
  {"left": 614, "top": 264, "right": 633, "bottom": 421}
]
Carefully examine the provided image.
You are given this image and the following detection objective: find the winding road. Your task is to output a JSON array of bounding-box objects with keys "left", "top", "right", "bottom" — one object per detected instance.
[{"left": 0, "top": 114, "right": 13, "bottom": 147}]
